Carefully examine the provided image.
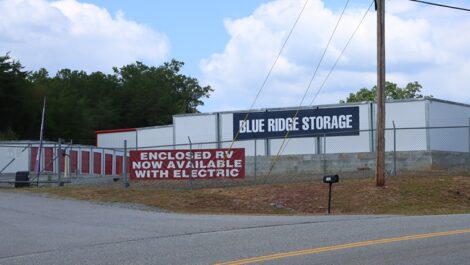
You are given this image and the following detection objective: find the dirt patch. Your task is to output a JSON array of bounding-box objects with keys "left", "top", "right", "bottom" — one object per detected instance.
[{"left": 22, "top": 175, "right": 470, "bottom": 215}]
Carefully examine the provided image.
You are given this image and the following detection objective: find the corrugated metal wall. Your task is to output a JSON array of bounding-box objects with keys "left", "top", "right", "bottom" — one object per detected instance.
[{"left": 95, "top": 99, "right": 470, "bottom": 154}]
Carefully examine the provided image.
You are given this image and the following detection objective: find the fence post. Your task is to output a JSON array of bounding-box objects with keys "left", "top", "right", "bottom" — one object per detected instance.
[
  {"left": 254, "top": 138, "right": 257, "bottom": 182},
  {"left": 393, "top": 121, "right": 397, "bottom": 176},
  {"left": 68, "top": 139, "right": 73, "bottom": 177},
  {"left": 57, "top": 138, "right": 63, "bottom": 186},
  {"left": 316, "top": 136, "right": 321, "bottom": 155},
  {"left": 323, "top": 133, "right": 327, "bottom": 176},
  {"left": 64, "top": 146, "right": 68, "bottom": 179},
  {"left": 90, "top": 146, "right": 94, "bottom": 175},
  {"left": 467, "top": 119, "right": 470, "bottom": 173},
  {"left": 123, "top": 140, "right": 129, "bottom": 188},
  {"left": 187, "top": 136, "right": 193, "bottom": 190}
]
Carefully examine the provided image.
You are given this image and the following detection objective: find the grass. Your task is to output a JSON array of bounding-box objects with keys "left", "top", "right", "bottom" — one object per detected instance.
[{"left": 19, "top": 175, "right": 470, "bottom": 215}]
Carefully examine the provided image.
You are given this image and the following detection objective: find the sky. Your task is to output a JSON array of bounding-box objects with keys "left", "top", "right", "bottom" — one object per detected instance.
[{"left": 1, "top": 0, "right": 470, "bottom": 112}]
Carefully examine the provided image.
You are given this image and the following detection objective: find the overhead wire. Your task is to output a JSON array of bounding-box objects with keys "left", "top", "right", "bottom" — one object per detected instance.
[
  {"left": 262, "top": 0, "right": 464, "bottom": 182},
  {"left": 228, "top": 0, "right": 310, "bottom": 151},
  {"left": 409, "top": 0, "right": 470, "bottom": 12},
  {"left": 268, "top": 0, "right": 374, "bottom": 182},
  {"left": 263, "top": 0, "right": 352, "bottom": 183},
  {"left": 308, "top": 0, "right": 466, "bottom": 107},
  {"left": 309, "top": 0, "right": 374, "bottom": 106}
]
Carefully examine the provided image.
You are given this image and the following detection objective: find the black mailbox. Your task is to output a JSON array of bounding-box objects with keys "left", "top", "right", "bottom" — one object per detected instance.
[{"left": 323, "top": 175, "right": 339, "bottom": 184}]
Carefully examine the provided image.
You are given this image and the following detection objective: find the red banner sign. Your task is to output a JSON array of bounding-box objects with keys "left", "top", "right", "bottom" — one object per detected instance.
[{"left": 129, "top": 148, "right": 245, "bottom": 180}]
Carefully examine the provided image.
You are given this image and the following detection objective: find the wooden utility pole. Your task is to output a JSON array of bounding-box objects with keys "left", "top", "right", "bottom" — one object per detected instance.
[{"left": 376, "top": 0, "right": 386, "bottom": 186}]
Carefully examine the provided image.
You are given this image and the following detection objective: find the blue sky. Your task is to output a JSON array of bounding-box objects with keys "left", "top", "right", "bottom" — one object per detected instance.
[
  {"left": 83, "top": 0, "right": 371, "bottom": 77},
  {"left": 1, "top": 0, "right": 469, "bottom": 112},
  {"left": 87, "top": 0, "right": 273, "bottom": 77}
]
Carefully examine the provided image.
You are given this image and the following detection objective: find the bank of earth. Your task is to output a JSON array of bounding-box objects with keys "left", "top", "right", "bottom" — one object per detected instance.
[{"left": 25, "top": 175, "right": 470, "bottom": 215}]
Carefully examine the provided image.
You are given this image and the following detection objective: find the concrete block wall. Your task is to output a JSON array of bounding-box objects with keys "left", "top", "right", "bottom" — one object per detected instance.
[
  {"left": 244, "top": 151, "right": 435, "bottom": 181},
  {"left": 430, "top": 151, "right": 470, "bottom": 172},
  {"left": 108, "top": 150, "right": 470, "bottom": 189}
]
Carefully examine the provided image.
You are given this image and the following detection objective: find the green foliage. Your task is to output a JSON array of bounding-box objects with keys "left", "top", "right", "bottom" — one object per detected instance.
[
  {"left": 0, "top": 54, "right": 213, "bottom": 144},
  {"left": 0, "top": 127, "right": 18, "bottom": 140},
  {"left": 0, "top": 54, "right": 38, "bottom": 139},
  {"left": 113, "top": 60, "right": 212, "bottom": 128},
  {"left": 341, "top": 81, "right": 431, "bottom": 103}
]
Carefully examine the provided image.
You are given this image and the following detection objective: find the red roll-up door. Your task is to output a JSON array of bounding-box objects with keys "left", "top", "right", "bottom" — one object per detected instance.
[
  {"left": 60, "top": 150, "right": 65, "bottom": 172},
  {"left": 44, "top": 148, "right": 53, "bottom": 172},
  {"left": 93, "top": 152, "right": 102, "bottom": 175},
  {"left": 115, "top": 156, "right": 123, "bottom": 175},
  {"left": 105, "top": 154, "right": 113, "bottom": 175},
  {"left": 70, "top": 151, "right": 78, "bottom": 173},
  {"left": 81, "top": 151, "right": 90, "bottom": 174},
  {"left": 30, "top": 147, "right": 38, "bottom": 171}
]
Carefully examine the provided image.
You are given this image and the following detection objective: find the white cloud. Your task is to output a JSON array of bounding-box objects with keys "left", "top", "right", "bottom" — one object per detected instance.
[
  {"left": 200, "top": 0, "right": 470, "bottom": 111},
  {"left": 0, "top": 0, "right": 169, "bottom": 74}
]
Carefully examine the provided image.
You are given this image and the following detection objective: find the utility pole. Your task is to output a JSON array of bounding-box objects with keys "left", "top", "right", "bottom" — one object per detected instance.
[{"left": 376, "top": 0, "right": 386, "bottom": 186}]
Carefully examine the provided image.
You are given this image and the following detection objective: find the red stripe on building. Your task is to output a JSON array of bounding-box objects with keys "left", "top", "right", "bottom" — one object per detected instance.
[{"left": 95, "top": 128, "right": 136, "bottom": 146}]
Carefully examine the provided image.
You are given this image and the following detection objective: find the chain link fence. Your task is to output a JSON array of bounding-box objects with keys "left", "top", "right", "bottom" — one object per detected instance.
[
  {"left": 1, "top": 125, "right": 469, "bottom": 188},
  {"left": 0, "top": 140, "right": 125, "bottom": 187}
]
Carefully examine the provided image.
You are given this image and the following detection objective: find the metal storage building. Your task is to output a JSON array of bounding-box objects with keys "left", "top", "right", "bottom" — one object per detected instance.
[
  {"left": 0, "top": 141, "right": 125, "bottom": 176},
  {"left": 96, "top": 98, "right": 470, "bottom": 155}
]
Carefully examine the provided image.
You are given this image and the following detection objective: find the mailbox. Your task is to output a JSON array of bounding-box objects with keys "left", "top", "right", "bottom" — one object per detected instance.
[
  {"left": 323, "top": 174, "right": 339, "bottom": 184},
  {"left": 323, "top": 174, "right": 339, "bottom": 214}
]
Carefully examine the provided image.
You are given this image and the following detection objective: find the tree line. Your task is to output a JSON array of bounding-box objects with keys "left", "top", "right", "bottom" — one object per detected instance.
[
  {"left": 0, "top": 54, "right": 212, "bottom": 144},
  {"left": 341, "top": 81, "right": 429, "bottom": 103},
  {"left": 1, "top": 52, "right": 428, "bottom": 145}
]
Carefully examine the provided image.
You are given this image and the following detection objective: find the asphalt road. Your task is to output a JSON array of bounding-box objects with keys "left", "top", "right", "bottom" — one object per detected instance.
[{"left": 1, "top": 191, "right": 469, "bottom": 265}]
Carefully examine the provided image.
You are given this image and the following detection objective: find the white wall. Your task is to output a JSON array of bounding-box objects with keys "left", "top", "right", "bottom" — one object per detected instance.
[
  {"left": 428, "top": 100, "right": 470, "bottom": 152},
  {"left": 93, "top": 99, "right": 470, "bottom": 154},
  {"left": 220, "top": 112, "right": 234, "bottom": 142},
  {"left": 97, "top": 131, "right": 137, "bottom": 149},
  {"left": 138, "top": 126, "right": 173, "bottom": 149},
  {"left": 220, "top": 139, "right": 264, "bottom": 156},
  {"left": 372, "top": 101, "right": 428, "bottom": 151},
  {"left": 326, "top": 104, "right": 371, "bottom": 153},
  {"left": 0, "top": 146, "right": 29, "bottom": 173},
  {"left": 270, "top": 137, "right": 316, "bottom": 155},
  {"left": 173, "top": 114, "right": 217, "bottom": 149}
]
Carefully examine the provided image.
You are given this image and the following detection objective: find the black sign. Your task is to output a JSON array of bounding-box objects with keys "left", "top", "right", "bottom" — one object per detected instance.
[{"left": 233, "top": 107, "right": 359, "bottom": 140}]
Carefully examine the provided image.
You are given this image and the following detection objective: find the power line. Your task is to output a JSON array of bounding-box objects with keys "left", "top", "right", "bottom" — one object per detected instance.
[
  {"left": 245, "top": 0, "right": 309, "bottom": 111},
  {"left": 309, "top": 1, "right": 374, "bottom": 106},
  {"left": 308, "top": 0, "right": 468, "bottom": 106},
  {"left": 272, "top": 1, "right": 373, "bottom": 179},
  {"left": 264, "top": 0, "right": 351, "bottom": 183},
  {"left": 410, "top": 0, "right": 470, "bottom": 12},
  {"left": 300, "top": 0, "right": 352, "bottom": 108},
  {"left": 228, "top": 0, "right": 310, "bottom": 150}
]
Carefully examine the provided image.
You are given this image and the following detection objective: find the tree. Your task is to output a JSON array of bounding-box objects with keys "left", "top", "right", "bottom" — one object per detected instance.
[
  {"left": 0, "top": 53, "right": 37, "bottom": 139},
  {"left": 114, "top": 60, "right": 212, "bottom": 128},
  {"left": 39, "top": 69, "right": 96, "bottom": 143},
  {"left": 0, "top": 55, "right": 212, "bottom": 144},
  {"left": 341, "top": 81, "right": 430, "bottom": 103}
]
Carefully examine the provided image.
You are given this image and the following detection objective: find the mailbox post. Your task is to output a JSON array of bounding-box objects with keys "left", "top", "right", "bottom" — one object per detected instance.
[{"left": 323, "top": 175, "right": 339, "bottom": 214}]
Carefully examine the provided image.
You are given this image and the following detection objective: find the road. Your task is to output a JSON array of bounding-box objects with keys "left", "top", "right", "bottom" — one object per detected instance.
[{"left": 0, "top": 191, "right": 469, "bottom": 265}]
